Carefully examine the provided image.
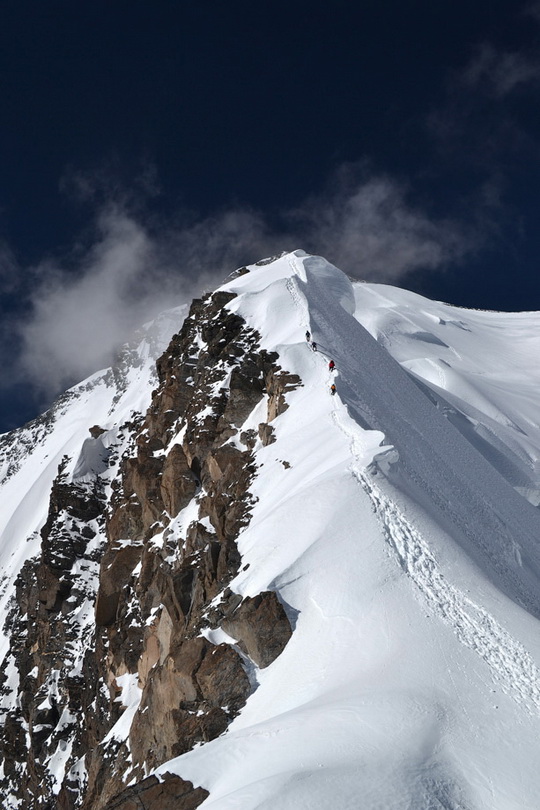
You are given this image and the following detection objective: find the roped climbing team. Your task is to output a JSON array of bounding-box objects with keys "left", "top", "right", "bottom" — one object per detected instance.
[{"left": 306, "top": 330, "right": 337, "bottom": 395}]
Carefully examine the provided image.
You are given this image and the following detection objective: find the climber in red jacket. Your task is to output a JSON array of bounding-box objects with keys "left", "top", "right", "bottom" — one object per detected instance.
[{"left": 329, "top": 360, "right": 335, "bottom": 371}]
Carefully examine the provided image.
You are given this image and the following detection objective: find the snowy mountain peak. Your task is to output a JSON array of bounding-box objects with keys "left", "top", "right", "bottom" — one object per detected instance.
[{"left": 2, "top": 251, "right": 540, "bottom": 808}]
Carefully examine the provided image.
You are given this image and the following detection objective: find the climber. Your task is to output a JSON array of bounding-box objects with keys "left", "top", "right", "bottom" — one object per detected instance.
[
  {"left": 305, "top": 330, "right": 311, "bottom": 341},
  {"left": 311, "top": 341, "right": 318, "bottom": 352},
  {"left": 330, "top": 384, "right": 337, "bottom": 395},
  {"left": 329, "top": 360, "right": 335, "bottom": 371}
]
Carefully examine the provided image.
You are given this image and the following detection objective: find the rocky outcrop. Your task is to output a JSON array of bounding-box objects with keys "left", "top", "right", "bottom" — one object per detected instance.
[
  {"left": 0, "top": 455, "right": 112, "bottom": 810},
  {"left": 266, "top": 366, "right": 302, "bottom": 422},
  {"left": 107, "top": 773, "right": 209, "bottom": 810},
  {"left": 129, "top": 637, "right": 250, "bottom": 771},
  {"left": 221, "top": 591, "right": 293, "bottom": 668},
  {"left": 0, "top": 285, "right": 300, "bottom": 809}
]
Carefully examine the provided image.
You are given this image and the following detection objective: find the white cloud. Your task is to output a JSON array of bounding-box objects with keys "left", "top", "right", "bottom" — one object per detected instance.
[
  {"left": 15, "top": 205, "right": 282, "bottom": 395},
  {"left": 11, "top": 171, "right": 476, "bottom": 402},
  {"left": 19, "top": 209, "right": 160, "bottom": 392}
]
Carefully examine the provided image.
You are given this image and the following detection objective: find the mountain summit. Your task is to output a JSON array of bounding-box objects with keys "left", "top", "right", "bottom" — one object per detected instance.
[{"left": 1, "top": 251, "right": 540, "bottom": 809}]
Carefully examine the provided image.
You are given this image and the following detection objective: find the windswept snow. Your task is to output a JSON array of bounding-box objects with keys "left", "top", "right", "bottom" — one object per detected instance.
[{"left": 158, "top": 251, "right": 540, "bottom": 809}]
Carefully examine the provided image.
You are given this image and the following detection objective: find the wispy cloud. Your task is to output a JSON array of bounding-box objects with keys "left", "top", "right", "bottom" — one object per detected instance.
[
  {"left": 429, "top": 36, "right": 540, "bottom": 164},
  {"left": 463, "top": 43, "right": 540, "bottom": 97},
  {"left": 15, "top": 204, "right": 279, "bottom": 396},
  {"left": 425, "top": 33, "right": 540, "bottom": 248},
  {"left": 294, "top": 171, "right": 473, "bottom": 281},
  {"left": 4, "top": 166, "right": 478, "bottom": 407}
]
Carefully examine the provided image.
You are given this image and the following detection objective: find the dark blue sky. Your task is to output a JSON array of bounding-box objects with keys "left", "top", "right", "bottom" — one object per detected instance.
[{"left": 2, "top": 0, "right": 540, "bottom": 431}]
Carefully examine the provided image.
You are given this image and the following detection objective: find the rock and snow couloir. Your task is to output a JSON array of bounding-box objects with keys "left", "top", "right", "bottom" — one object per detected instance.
[{"left": 2, "top": 250, "right": 540, "bottom": 808}]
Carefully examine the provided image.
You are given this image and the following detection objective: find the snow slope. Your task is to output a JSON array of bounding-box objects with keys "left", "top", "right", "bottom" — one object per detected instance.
[{"left": 158, "top": 252, "right": 540, "bottom": 809}]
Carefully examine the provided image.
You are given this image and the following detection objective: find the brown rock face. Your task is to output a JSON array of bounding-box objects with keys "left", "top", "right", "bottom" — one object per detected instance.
[
  {"left": 108, "top": 773, "right": 209, "bottom": 810},
  {"left": 95, "top": 542, "right": 143, "bottom": 627},
  {"left": 222, "top": 591, "right": 293, "bottom": 668},
  {"left": 160, "top": 444, "right": 197, "bottom": 517},
  {"left": 0, "top": 285, "right": 299, "bottom": 809},
  {"left": 258, "top": 422, "right": 276, "bottom": 446},
  {"left": 266, "top": 367, "right": 302, "bottom": 422},
  {"left": 130, "top": 637, "right": 250, "bottom": 769}
]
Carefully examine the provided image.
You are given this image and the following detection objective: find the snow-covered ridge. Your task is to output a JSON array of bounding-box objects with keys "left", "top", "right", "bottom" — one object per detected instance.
[
  {"left": 155, "top": 251, "right": 540, "bottom": 809},
  {"left": 3, "top": 250, "right": 540, "bottom": 808}
]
